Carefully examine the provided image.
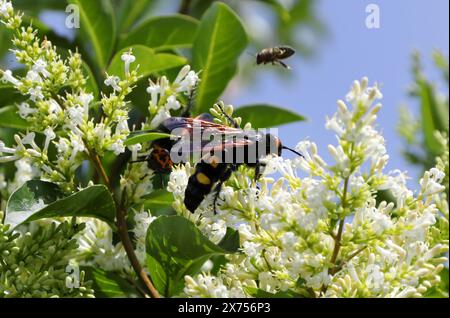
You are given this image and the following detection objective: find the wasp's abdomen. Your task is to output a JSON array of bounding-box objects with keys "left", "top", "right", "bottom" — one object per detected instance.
[{"left": 184, "top": 159, "right": 228, "bottom": 213}]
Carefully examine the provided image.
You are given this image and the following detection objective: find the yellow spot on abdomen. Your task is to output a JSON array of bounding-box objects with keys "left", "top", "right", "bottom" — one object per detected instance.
[{"left": 196, "top": 172, "right": 211, "bottom": 185}]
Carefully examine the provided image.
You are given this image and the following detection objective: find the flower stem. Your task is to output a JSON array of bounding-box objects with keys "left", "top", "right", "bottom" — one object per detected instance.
[
  {"left": 321, "top": 175, "right": 350, "bottom": 294},
  {"left": 88, "top": 150, "right": 160, "bottom": 298}
]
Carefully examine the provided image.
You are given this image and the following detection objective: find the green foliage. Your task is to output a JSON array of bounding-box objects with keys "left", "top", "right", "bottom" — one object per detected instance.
[
  {"left": 0, "top": 105, "right": 28, "bottom": 129},
  {"left": 0, "top": 218, "right": 94, "bottom": 298},
  {"left": 139, "top": 189, "right": 175, "bottom": 216},
  {"left": 234, "top": 104, "right": 305, "bottom": 128},
  {"left": 145, "top": 215, "right": 238, "bottom": 297},
  {"left": 192, "top": 3, "right": 248, "bottom": 113},
  {"left": 68, "top": 0, "right": 116, "bottom": 69},
  {"left": 398, "top": 52, "right": 449, "bottom": 170},
  {"left": 119, "top": 15, "right": 199, "bottom": 51},
  {"left": 107, "top": 46, "right": 187, "bottom": 78},
  {"left": 5, "top": 180, "right": 116, "bottom": 229},
  {"left": 83, "top": 267, "right": 140, "bottom": 298}
]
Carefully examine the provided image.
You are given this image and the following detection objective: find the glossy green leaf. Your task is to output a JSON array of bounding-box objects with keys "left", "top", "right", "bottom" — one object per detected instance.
[
  {"left": 5, "top": 180, "right": 116, "bottom": 229},
  {"left": 146, "top": 215, "right": 236, "bottom": 297},
  {"left": 0, "top": 85, "right": 26, "bottom": 107},
  {"left": 192, "top": 3, "right": 248, "bottom": 113},
  {"left": 234, "top": 104, "right": 305, "bottom": 128},
  {"left": 217, "top": 227, "right": 240, "bottom": 252},
  {"left": 107, "top": 46, "right": 187, "bottom": 78},
  {"left": 12, "top": 0, "right": 66, "bottom": 12},
  {"left": 141, "top": 189, "right": 176, "bottom": 217},
  {"left": 117, "top": 0, "right": 155, "bottom": 32},
  {"left": 419, "top": 80, "right": 449, "bottom": 155},
  {"left": 146, "top": 254, "right": 168, "bottom": 296},
  {"left": 68, "top": 0, "right": 116, "bottom": 69},
  {"left": 0, "top": 106, "right": 28, "bottom": 130},
  {"left": 83, "top": 267, "right": 139, "bottom": 298},
  {"left": 120, "top": 15, "right": 199, "bottom": 51},
  {"left": 124, "top": 131, "right": 172, "bottom": 146},
  {"left": 82, "top": 62, "right": 99, "bottom": 99}
]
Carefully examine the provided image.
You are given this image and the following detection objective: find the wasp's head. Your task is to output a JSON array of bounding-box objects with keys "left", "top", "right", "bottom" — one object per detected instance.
[{"left": 265, "top": 133, "right": 283, "bottom": 157}]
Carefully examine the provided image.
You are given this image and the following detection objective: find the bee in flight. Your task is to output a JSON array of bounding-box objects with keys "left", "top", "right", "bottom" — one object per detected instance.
[
  {"left": 130, "top": 105, "right": 303, "bottom": 214},
  {"left": 256, "top": 46, "right": 295, "bottom": 69}
]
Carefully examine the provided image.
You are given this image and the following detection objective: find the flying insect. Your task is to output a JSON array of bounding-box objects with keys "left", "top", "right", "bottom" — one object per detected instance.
[{"left": 256, "top": 46, "right": 295, "bottom": 69}]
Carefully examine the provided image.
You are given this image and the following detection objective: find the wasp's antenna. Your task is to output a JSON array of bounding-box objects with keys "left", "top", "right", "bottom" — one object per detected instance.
[{"left": 282, "top": 146, "right": 304, "bottom": 158}]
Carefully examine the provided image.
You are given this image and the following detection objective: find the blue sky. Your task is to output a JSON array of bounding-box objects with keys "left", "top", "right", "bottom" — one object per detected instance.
[{"left": 228, "top": 0, "right": 449, "bottom": 185}]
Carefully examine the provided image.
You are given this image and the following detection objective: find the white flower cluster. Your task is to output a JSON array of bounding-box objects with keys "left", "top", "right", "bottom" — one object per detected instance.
[
  {"left": 166, "top": 78, "right": 448, "bottom": 298},
  {"left": 146, "top": 65, "right": 199, "bottom": 128}
]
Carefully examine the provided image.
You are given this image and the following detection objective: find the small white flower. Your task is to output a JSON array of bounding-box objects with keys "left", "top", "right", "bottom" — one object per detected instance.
[
  {"left": 121, "top": 50, "right": 136, "bottom": 75},
  {"left": 128, "top": 143, "right": 142, "bottom": 161},
  {"left": 69, "top": 134, "right": 85, "bottom": 162},
  {"left": 67, "top": 106, "right": 85, "bottom": 126},
  {"left": 0, "top": 1, "right": 13, "bottom": 16},
  {"left": 43, "top": 127, "right": 56, "bottom": 153},
  {"left": 150, "top": 109, "right": 171, "bottom": 128},
  {"left": 104, "top": 75, "right": 121, "bottom": 92},
  {"left": 28, "top": 86, "right": 44, "bottom": 102},
  {"left": 165, "top": 95, "right": 181, "bottom": 110},
  {"left": 17, "top": 102, "right": 37, "bottom": 118},
  {"left": 79, "top": 92, "right": 94, "bottom": 116},
  {"left": 32, "top": 59, "right": 50, "bottom": 78},
  {"left": 1, "top": 69, "right": 21, "bottom": 86},
  {"left": 420, "top": 167, "right": 446, "bottom": 197},
  {"left": 21, "top": 132, "right": 40, "bottom": 151},
  {"left": 48, "top": 99, "right": 62, "bottom": 114},
  {"left": 25, "top": 70, "right": 43, "bottom": 83},
  {"left": 109, "top": 139, "right": 125, "bottom": 155},
  {"left": 116, "top": 120, "right": 129, "bottom": 134}
]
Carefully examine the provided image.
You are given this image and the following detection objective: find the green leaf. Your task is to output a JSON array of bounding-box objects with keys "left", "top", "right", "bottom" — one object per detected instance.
[
  {"left": 5, "top": 180, "right": 116, "bottom": 229},
  {"left": 245, "top": 287, "right": 307, "bottom": 298},
  {"left": 117, "top": 0, "right": 155, "bottom": 32},
  {"left": 68, "top": 0, "right": 116, "bottom": 69},
  {"left": 83, "top": 267, "right": 139, "bottom": 298},
  {"left": 419, "top": 80, "right": 449, "bottom": 155},
  {"left": 107, "top": 46, "right": 187, "bottom": 78},
  {"left": 146, "top": 215, "right": 236, "bottom": 297},
  {"left": 217, "top": 227, "right": 240, "bottom": 252},
  {"left": 141, "top": 189, "right": 176, "bottom": 217},
  {"left": 0, "top": 85, "right": 26, "bottom": 107},
  {"left": 0, "top": 106, "right": 28, "bottom": 130},
  {"left": 146, "top": 254, "right": 168, "bottom": 296},
  {"left": 192, "top": 3, "right": 248, "bottom": 113},
  {"left": 12, "top": 0, "right": 67, "bottom": 12},
  {"left": 120, "top": 15, "right": 199, "bottom": 51},
  {"left": 234, "top": 104, "right": 305, "bottom": 128},
  {"left": 82, "top": 62, "right": 99, "bottom": 99},
  {"left": 124, "top": 132, "right": 172, "bottom": 146}
]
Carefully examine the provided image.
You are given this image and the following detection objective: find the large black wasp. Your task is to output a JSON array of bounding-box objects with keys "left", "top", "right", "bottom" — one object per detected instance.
[{"left": 130, "top": 95, "right": 302, "bottom": 214}]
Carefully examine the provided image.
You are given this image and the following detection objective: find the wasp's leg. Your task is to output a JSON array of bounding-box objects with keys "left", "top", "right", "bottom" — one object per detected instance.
[
  {"left": 254, "top": 160, "right": 267, "bottom": 182},
  {"left": 277, "top": 60, "right": 291, "bottom": 69},
  {"left": 212, "top": 164, "right": 237, "bottom": 214}
]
